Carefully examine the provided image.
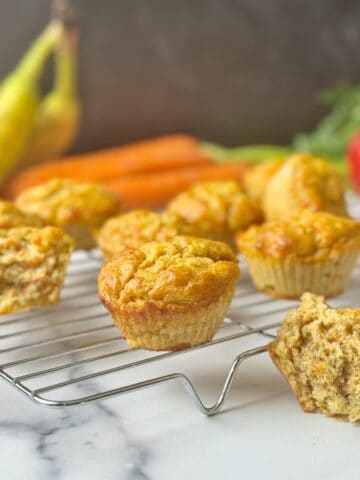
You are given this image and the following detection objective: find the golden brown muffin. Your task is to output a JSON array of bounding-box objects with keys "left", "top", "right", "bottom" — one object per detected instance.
[
  {"left": 263, "top": 154, "right": 347, "bottom": 221},
  {"left": 237, "top": 209, "right": 360, "bottom": 298},
  {"left": 167, "top": 180, "right": 261, "bottom": 246},
  {"left": 0, "top": 200, "right": 43, "bottom": 228},
  {"left": 16, "top": 179, "right": 121, "bottom": 250},
  {"left": 0, "top": 226, "right": 74, "bottom": 314},
  {"left": 244, "top": 159, "right": 283, "bottom": 208},
  {"left": 96, "top": 209, "right": 200, "bottom": 261},
  {"left": 98, "top": 236, "right": 240, "bottom": 351},
  {"left": 269, "top": 293, "right": 360, "bottom": 422}
]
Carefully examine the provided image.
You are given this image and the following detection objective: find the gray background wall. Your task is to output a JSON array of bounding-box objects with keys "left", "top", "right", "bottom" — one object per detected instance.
[{"left": 1, "top": 0, "right": 360, "bottom": 153}]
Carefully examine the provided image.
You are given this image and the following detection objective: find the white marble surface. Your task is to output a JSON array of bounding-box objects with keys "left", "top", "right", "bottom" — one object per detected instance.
[
  {"left": 1, "top": 344, "right": 360, "bottom": 480},
  {"left": 1, "top": 196, "right": 360, "bottom": 480}
]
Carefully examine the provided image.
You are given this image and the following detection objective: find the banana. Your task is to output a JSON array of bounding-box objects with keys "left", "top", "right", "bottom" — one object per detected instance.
[
  {"left": 21, "top": 23, "right": 80, "bottom": 167},
  {"left": 0, "top": 19, "right": 62, "bottom": 185}
]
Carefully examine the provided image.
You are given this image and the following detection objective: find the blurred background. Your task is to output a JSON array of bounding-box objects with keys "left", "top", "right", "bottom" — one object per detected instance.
[{"left": 1, "top": 0, "right": 360, "bottom": 154}]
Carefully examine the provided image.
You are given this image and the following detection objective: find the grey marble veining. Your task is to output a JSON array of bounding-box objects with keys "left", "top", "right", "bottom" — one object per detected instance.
[
  {"left": 0, "top": 388, "right": 152, "bottom": 480},
  {"left": 2, "top": 344, "right": 360, "bottom": 480}
]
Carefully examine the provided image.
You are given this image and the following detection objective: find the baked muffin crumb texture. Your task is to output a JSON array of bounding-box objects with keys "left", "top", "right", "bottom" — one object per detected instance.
[
  {"left": 269, "top": 293, "right": 360, "bottom": 421},
  {"left": 0, "top": 226, "right": 74, "bottom": 314}
]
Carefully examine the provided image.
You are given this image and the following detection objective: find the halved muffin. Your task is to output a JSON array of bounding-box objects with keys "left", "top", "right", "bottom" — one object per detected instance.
[
  {"left": 98, "top": 236, "right": 239, "bottom": 351},
  {"left": 269, "top": 293, "right": 360, "bottom": 422},
  {"left": 0, "top": 199, "right": 43, "bottom": 228},
  {"left": 167, "top": 180, "right": 261, "bottom": 246},
  {"left": 16, "top": 179, "right": 121, "bottom": 250},
  {"left": 236, "top": 209, "right": 360, "bottom": 299},
  {"left": 263, "top": 154, "right": 347, "bottom": 221},
  {"left": 0, "top": 226, "right": 74, "bottom": 314}
]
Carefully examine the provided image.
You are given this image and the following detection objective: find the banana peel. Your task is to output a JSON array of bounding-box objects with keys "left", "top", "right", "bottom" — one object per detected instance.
[
  {"left": 21, "top": 23, "right": 80, "bottom": 167},
  {"left": 0, "top": 20, "right": 62, "bottom": 185}
]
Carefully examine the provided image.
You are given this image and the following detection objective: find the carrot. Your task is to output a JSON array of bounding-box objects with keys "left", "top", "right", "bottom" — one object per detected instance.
[
  {"left": 103, "top": 163, "right": 251, "bottom": 210},
  {"left": 4, "top": 134, "right": 210, "bottom": 198}
]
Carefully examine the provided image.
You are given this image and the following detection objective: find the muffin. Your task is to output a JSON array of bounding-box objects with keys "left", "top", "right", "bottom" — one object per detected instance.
[
  {"left": 167, "top": 180, "right": 261, "bottom": 246},
  {"left": 98, "top": 236, "right": 240, "bottom": 351},
  {"left": 263, "top": 154, "right": 347, "bottom": 221},
  {"left": 0, "top": 199, "right": 43, "bottom": 228},
  {"left": 244, "top": 159, "right": 283, "bottom": 208},
  {"left": 97, "top": 209, "right": 198, "bottom": 262},
  {"left": 268, "top": 293, "right": 360, "bottom": 422},
  {"left": 236, "top": 209, "right": 360, "bottom": 299},
  {"left": 0, "top": 226, "right": 74, "bottom": 314},
  {"left": 16, "top": 179, "right": 121, "bottom": 249}
]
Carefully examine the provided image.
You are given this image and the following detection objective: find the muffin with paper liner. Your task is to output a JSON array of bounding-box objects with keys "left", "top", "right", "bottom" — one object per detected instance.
[
  {"left": 98, "top": 236, "right": 239, "bottom": 351},
  {"left": 236, "top": 209, "right": 360, "bottom": 299}
]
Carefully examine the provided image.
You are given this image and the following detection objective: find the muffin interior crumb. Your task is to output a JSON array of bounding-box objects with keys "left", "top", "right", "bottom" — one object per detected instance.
[
  {"left": 269, "top": 293, "right": 360, "bottom": 421},
  {"left": 0, "top": 226, "right": 74, "bottom": 314}
]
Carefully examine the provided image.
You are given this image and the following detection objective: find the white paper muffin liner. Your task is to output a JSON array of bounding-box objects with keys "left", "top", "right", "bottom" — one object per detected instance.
[{"left": 243, "top": 252, "right": 359, "bottom": 298}]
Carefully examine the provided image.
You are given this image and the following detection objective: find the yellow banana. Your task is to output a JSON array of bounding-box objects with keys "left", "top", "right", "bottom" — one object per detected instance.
[
  {"left": 0, "top": 19, "right": 62, "bottom": 185},
  {"left": 21, "top": 24, "right": 80, "bottom": 167}
]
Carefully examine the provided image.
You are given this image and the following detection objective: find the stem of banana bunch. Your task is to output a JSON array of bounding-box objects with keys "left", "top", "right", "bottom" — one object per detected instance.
[
  {"left": 55, "top": 26, "right": 78, "bottom": 96},
  {"left": 16, "top": 20, "right": 63, "bottom": 82}
]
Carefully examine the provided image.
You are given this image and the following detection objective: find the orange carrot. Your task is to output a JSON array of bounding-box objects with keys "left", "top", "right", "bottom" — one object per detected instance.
[
  {"left": 5, "top": 135, "right": 210, "bottom": 198},
  {"left": 103, "top": 163, "right": 251, "bottom": 210}
]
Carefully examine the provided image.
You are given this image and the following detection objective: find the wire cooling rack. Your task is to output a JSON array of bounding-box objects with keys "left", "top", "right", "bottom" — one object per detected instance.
[{"left": 1, "top": 196, "right": 359, "bottom": 416}]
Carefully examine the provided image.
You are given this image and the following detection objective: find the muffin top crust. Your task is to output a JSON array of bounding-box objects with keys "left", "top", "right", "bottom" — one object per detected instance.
[
  {"left": 0, "top": 200, "right": 43, "bottom": 229},
  {"left": 98, "top": 236, "right": 239, "bottom": 308},
  {"left": 0, "top": 226, "right": 74, "bottom": 267},
  {"left": 97, "top": 210, "right": 197, "bottom": 260},
  {"left": 167, "top": 180, "right": 261, "bottom": 238},
  {"left": 264, "top": 154, "right": 347, "bottom": 219},
  {"left": 16, "top": 179, "right": 121, "bottom": 228},
  {"left": 244, "top": 159, "right": 283, "bottom": 205},
  {"left": 237, "top": 210, "right": 360, "bottom": 261}
]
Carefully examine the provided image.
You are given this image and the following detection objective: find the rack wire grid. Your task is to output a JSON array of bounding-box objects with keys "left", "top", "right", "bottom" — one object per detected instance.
[{"left": 1, "top": 195, "right": 360, "bottom": 416}]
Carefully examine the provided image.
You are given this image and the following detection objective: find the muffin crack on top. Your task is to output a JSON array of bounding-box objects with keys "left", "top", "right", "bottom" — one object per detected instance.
[
  {"left": 98, "top": 236, "right": 239, "bottom": 351},
  {"left": 263, "top": 153, "right": 347, "bottom": 220},
  {"left": 16, "top": 179, "right": 121, "bottom": 249},
  {"left": 96, "top": 209, "right": 200, "bottom": 262},
  {"left": 237, "top": 209, "right": 360, "bottom": 298},
  {"left": 167, "top": 180, "right": 261, "bottom": 245},
  {"left": 238, "top": 210, "right": 360, "bottom": 262},
  {"left": 99, "top": 236, "right": 238, "bottom": 305}
]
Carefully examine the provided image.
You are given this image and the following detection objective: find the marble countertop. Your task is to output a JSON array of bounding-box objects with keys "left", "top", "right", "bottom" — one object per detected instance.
[{"left": 1, "top": 333, "right": 360, "bottom": 480}]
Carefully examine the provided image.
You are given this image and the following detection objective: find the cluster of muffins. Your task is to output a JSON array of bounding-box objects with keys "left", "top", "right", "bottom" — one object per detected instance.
[
  {"left": 0, "top": 179, "right": 121, "bottom": 314},
  {"left": 96, "top": 179, "right": 257, "bottom": 350},
  {"left": 95, "top": 153, "right": 359, "bottom": 358},
  {"left": 239, "top": 153, "right": 360, "bottom": 298},
  {"left": 241, "top": 153, "right": 360, "bottom": 421},
  {"left": 1, "top": 151, "right": 360, "bottom": 423}
]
